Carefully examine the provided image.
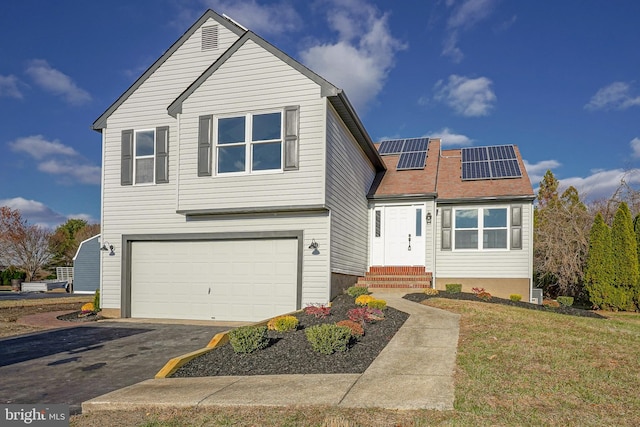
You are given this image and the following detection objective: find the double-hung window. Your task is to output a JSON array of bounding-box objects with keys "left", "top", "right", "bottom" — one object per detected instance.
[
  {"left": 134, "top": 129, "right": 155, "bottom": 184},
  {"left": 453, "top": 207, "right": 508, "bottom": 250},
  {"left": 217, "top": 112, "right": 282, "bottom": 174},
  {"left": 121, "top": 126, "right": 169, "bottom": 186}
]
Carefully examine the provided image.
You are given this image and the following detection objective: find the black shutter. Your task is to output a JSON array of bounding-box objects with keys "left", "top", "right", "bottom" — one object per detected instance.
[
  {"left": 155, "top": 126, "right": 169, "bottom": 184},
  {"left": 198, "top": 115, "right": 212, "bottom": 176},
  {"left": 511, "top": 205, "right": 523, "bottom": 249},
  {"left": 441, "top": 208, "right": 452, "bottom": 250},
  {"left": 121, "top": 129, "right": 133, "bottom": 186}
]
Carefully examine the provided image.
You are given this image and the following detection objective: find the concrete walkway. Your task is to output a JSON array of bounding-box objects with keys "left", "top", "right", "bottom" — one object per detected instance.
[{"left": 82, "top": 292, "right": 460, "bottom": 412}]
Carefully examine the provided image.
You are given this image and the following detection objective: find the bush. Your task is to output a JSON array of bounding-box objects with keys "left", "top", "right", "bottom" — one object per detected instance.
[
  {"left": 267, "top": 315, "right": 299, "bottom": 332},
  {"left": 93, "top": 289, "right": 101, "bottom": 312},
  {"left": 355, "top": 295, "right": 375, "bottom": 306},
  {"left": 304, "top": 305, "right": 331, "bottom": 318},
  {"left": 347, "top": 307, "right": 384, "bottom": 324},
  {"left": 476, "top": 291, "right": 492, "bottom": 301},
  {"left": 229, "top": 326, "right": 269, "bottom": 354},
  {"left": 346, "top": 286, "right": 369, "bottom": 298},
  {"left": 367, "top": 299, "right": 387, "bottom": 310},
  {"left": 543, "top": 299, "right": 560, "bottom": 308},
  {"left": 81, "top": 302, "right": 95, "bottom": 313},
  {"left": 509, "top": 294, "right": 522, "bottom": 302},
  {"left": 305, "top": 324, "right": 352, "bottom": 354},
  {"left": 557, "top": 296, "right": 574, "bottom": 307},
  {"left": 336, "top": 320, "right": 364, "bottom": 338},
  {"left": 424, "top": 288, "right": 439, "bottom": 295},
  {"left": 446, "top": 283, "right": 462, "bottom": 294}
]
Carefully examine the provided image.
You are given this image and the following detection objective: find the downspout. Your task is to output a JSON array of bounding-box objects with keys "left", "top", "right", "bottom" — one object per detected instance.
[
  {"left": 175, "top": 113, "right": 181, "bottom": 212},
  {"left": 99, "top": 129, "right": 106, "bottom": 307}
]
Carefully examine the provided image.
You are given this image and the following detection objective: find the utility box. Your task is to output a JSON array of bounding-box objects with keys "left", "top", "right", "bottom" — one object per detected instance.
[{"left": 531, "top": 288, "right": 543, "bottom": 305}]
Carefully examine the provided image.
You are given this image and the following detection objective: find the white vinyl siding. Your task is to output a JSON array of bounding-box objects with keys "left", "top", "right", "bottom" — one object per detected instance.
[
  {"left": 325, "top": 104, "right": 376, "bottom": 276},
  {"left": 435, "top": 202, "right": 533, "bottom": 278},
  {"left": 177, "top": 39, "right": 326, "bottom": 211}
]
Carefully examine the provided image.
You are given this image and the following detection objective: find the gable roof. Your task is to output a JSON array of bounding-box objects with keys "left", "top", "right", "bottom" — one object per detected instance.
[
  {"left": 167, "top": 23, "right": 385, "bottom": 171},
  {"left": 91, "top": 10, "right": 245, "bottom": 131}
]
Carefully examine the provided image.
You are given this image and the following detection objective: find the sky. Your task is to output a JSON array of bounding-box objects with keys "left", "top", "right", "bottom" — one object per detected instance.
[{"left": 1, "top": 0, "right": 639, "bottom": 228}]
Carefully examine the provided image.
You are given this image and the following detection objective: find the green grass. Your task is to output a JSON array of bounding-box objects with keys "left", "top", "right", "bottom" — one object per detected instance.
[{"left": 71, "top": 299, "right": 640, "bottom": 427}]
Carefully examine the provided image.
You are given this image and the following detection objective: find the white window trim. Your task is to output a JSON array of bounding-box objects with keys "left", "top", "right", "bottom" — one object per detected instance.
[
  {"left": 452, "top": 206, "right": 509, "bottom": 251},
  {"left": 134, "top": 128, "right": 155, "bottom": 186},
  {"left": 214, "top": 110, "right": 284, "bottom": 176}
]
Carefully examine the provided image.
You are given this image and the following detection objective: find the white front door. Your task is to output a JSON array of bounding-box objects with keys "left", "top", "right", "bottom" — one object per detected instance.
[{"left": 372, "top": 204, "right": 426, "bottom": 266}]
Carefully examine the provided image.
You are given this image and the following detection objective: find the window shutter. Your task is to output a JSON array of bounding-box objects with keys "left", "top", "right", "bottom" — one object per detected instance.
[
  {"left": 121, "top": 129, "right": 133, "bottom": 186},
  {"left": 284, "top": 105, "right": 299, "bottom": 170},
  {"left": 155, "top": 126, "right": 169, "bottom": 184},
  {"left": 198, "top": 115, "right": 212, "bottom": 176},
  {"left": 441, "top": 208, "right": 452, "bottom": 250},
  {"left": 511, "top": 205, "right": 522, "bottom": 249}
]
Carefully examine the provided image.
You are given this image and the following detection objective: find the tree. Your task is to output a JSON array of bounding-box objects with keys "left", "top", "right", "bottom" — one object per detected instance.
[
  {"left": 610, "top": 202, "right": 639, "bottom": 310},
  {"left": 49, "top": 219, "right": 100, "bottom": 267},
  {"left": 534, "top": 178, "right": 592, "bottom": 297},
  {"left": 0, "top": 207, "right": 52, "bottom": 281},
  {"left": 584, "top": 213, "right": 614, "bottom": 308}
]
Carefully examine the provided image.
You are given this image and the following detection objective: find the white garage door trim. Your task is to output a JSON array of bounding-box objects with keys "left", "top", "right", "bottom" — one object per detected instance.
[{"left": 121, "top": 231, "right": 303, "bottom": 320}]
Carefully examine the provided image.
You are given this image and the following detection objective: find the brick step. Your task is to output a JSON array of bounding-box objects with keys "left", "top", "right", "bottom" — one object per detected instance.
[
  {"left": 360, "top": 282, "right": 432, "bottom": 289},
  {"left": 358, "top": 275, "right": 432, "bottom": 282},
  {"left": 368, "top": 266, "right": 427, "bottom": 275}
]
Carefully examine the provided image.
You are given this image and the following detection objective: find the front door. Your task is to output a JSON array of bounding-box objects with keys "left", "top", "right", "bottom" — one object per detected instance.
[{"left": 372, "top": 204, "right": 426, "bottom": 266}]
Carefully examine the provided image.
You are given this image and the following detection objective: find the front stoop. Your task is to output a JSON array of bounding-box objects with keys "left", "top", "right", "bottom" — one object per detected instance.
[{"left": 356, "top": 266, "right": 432, "bottom": 289}]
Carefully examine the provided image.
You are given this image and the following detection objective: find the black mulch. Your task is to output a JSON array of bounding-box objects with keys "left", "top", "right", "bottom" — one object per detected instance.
[
  {"left": 403, "top": 292, "right": 606, "bottom": 319},
  {"left": 57, "top": 311, "right": 104, "bottom": 322},
  {"left": 173, "top": 294, "right": 409, "bottom": 377}
]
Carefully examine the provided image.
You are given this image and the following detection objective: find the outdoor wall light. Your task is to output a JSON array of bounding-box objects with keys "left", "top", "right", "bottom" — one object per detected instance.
[
  {"left": 308, "top": 239, "right": 319, "bottom": 250},
  {"left": 426, "top": 212, "right": 432, "bottom": 224},
  {"left": 100, "top": 241, "right": 116, "bottom": 256}
]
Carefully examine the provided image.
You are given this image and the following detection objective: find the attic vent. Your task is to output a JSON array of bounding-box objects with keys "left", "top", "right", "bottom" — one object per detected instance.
[{"left": 202, "top": 25, "right": 218, "bottom": 51}]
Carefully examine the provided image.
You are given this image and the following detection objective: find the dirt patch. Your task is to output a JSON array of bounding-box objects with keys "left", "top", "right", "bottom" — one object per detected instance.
[{"left": 0, "top": 299, "right": 89, "bottom": 338}]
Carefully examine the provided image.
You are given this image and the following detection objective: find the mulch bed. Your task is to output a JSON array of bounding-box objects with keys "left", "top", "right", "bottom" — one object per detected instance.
[
  {"left": 173, "top": 294, "right": 409, "bottom": 377},
  {"left": 57, "top": 311, "right": 104, "bottom": 322},
  {"left": 403, "top": 292, "right": 606, "bottom": 319}
]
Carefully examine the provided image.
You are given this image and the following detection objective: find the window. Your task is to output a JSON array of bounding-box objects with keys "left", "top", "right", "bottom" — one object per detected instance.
[
  {"left": 216, "top": 112, "right": 282, "bottom": 174},
  {"left": 121, "top": 127, "right": 169, "bottom": 186},
  {"left": 453, "top": 207, "right": 508, "bottom": 250},
  {"left": 375, "top": 210, "right": 382, "bottom": 237},
  {"left": 415, "top": 208, "right": 422, "bottom": 237}
]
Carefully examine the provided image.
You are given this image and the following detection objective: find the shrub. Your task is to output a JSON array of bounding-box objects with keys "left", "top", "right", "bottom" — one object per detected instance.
[
  {"left": 476, "top": 291, "right": 492, "bottom": 301},
  {"left": 355, "top": 295, "right": 375, "bottom": 306},
  {"left": 367, "top": 299, "right": 387, "bottom": 310},
  {"left": 346, "top": 286, "right": 369, "bottom": 298},
  {"left": 446, "top": 283, "right": 462, "bottom": 294},
  {"left": 347, "top": 307, "right": 385, "bottom": 324},
  {"left": 81, "top": 302, "right": 95, "bottom": 313},
  {"left": 228, "top": 326, "right": 269, "bottom": 354},
  {"left": 424, "top": 288, "right": 439, "bottom": 295},
  {"left": 93, "top": 289, "right": 101, "bottom": 312},
  {"left": 543, "top": 299, "right": 560, "bottom": 308},
  {"left": 304, "top": 305, "right": 331, "bottom": 318},
  {"left": 336, "top": 320, "right": 364, "bottom": 338},
  {"left": 471, "top": 287, "right": 485, "bottom": 295},
  {"left": 509, "top": 294, "right": 522, "bottom": 302},
  {"left": 557, "top": 296, "right": 574, "bottom": 307},
  {"left": 305, "top": 324, "right": 352, "bottom": 354},
  {"left": 267, "top": 315, "right": 299, "bottom": 332}
]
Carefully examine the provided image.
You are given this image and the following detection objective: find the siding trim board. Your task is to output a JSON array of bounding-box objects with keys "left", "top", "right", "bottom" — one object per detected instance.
[
  {"left": 437, "top": 195, "right": 535, "bottom": 204},
  {"left": 178, "top": 204, "right": 329, "bottom": 217},
  {"left": 92, "top": 9, "right": 245, "bottom": 131},
  {"left": 120, "top": 230, "right": 304, "bottom": 318}
]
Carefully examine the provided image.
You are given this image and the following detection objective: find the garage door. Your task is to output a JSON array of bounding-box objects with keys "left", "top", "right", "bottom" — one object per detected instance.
[{"left": 130, "top": 239, "right": 298, "bottom": 321}]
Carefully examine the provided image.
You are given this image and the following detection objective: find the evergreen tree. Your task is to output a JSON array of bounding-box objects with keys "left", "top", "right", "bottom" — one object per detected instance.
[
  {"left": 584, "top": 213, "right": 614, "bottom": 308},
  {"left": 537, "top": 170, "right": 559, "bottom": 209},
  {"left": 610, "top": 202, "right": 638, "bottom": 310}
]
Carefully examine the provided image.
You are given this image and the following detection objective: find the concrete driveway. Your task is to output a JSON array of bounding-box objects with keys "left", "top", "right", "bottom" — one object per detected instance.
[{"left": 0, "top": 322, "right": 227, "bottom": 414}]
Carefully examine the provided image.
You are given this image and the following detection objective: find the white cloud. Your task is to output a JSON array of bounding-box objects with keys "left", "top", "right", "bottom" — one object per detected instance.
[
  {"left": 200, "top": 0, "right": 301, "bottom": 35},
  {"left": 631, "top": 137, "right": 640, "bottom": 158},
  {"left": 442, "top": 0, "right": 498, "bottom": 62},
  {"left": 0, "top": 75, "right": 23, "bottom": 99},
  {"left": 559, "top": 169, "right": 640, "bottom": 202},
  {"left": 434, "top": 74, "right": 496, "bottom": 116},
  {"left": 585, "top": 81, "right": 640, "bottom": 111},
  {"left": 523, "top": 159, "right": 562, "bottom": 185},
  {"left": 25, "top": 59, "right": 91, "bottom": 105},
  {"left": 8, "top": 135, "right": 100, "bottom": 185},
  {"left": 299, "top": 0, "right": 406, "bottom": 112},
  {"left": 9, "top": 135, "right": 78, "bottom": 160},
  {"left": 426, "top": 128, "right": 473, "bottom": 146},
  {"left": 0, "top": 197, "right": 95, "bottom": 229}
]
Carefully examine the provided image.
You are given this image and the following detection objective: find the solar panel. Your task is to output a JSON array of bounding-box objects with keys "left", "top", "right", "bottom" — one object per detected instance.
[
  {"left": 462, "top": 161, "right": 491, "bottom": 180},
  {"left": 378, "top": 139, "right": 405, "bottom": 155},
  {"left": 462, "top": 147, "right": 488, "bottom": 162},
  {"left": 402, "top": 137, "right": 429, "bottom": 153},
  {"left": 491, "top": 159, "right": 521, "bottom": 178},
  {"left": 397, "top": 151, "right": 426, "bottom": 170},
  {"left": 488, "top": 145, "right": 516, "bottom": 160}
]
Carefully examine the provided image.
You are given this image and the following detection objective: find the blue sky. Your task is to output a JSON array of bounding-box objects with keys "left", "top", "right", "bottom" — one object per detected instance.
[{"left": 1, "top": 0, "right": 639, "bottom": 228}]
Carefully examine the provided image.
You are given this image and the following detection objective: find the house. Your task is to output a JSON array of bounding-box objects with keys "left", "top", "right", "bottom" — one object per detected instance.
[
  {"left": 72, "top": 234, "right": 100, "bottom": 294},
  {"left": 92, "top": 10, "right": 534, "bottom": 322}
]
